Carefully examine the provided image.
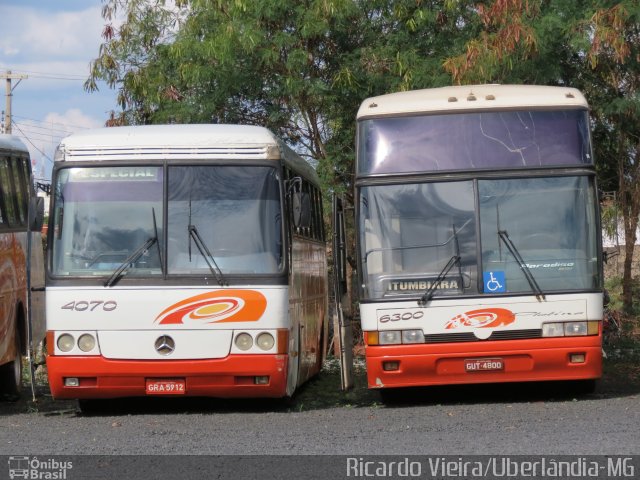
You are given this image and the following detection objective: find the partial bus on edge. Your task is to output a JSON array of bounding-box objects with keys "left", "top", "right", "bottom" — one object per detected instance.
[
  {"left": 0, "top": 134, "right": 45, "bottom": 398},
  {"left": 46, "top": 125, "right": 328, "bottom": 404},
  {"left": 353, "top": 85, "right": 602, "bottom": 392}
]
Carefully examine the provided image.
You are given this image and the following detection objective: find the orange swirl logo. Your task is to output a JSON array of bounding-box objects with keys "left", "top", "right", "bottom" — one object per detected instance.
[
  {"left": 155, "top": 290, "right": 267, "bottom": 325},
  {"left": 445, "top": 308, "right": 515, "bottom": 330}
]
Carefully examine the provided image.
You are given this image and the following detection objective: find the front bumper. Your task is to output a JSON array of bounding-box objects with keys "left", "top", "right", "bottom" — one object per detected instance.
[
  {"left": 365, "top": 337, "right": 602, "bottom": 389},
  {"left": 46, "top": 354, "right": 289, "bottom": 399}
]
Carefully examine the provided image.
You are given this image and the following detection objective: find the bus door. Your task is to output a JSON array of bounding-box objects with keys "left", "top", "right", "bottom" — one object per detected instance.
[{"left": 332, "top": 194, "right": 353, "bottom": 391}]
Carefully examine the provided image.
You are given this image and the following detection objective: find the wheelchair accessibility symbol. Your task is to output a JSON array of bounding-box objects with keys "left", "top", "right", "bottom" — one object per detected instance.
[{"left": 483, "top": 271, "right": 506, "bottom": 293}]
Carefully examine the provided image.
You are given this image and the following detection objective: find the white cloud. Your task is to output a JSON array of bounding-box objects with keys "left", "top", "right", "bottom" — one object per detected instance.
[
  {"left": 14, "top": 109, "right": 103, "bottom": 180},
  {"left": 0, "top": 3, "right": 118, "bottom": 180},
  {"left": 44, "top": 109, "right": 102, "bottom": 132},
  {"left": 0, "top": 5, "right": 104, "bottom": 61},
  {"left": 2, "top": 46, "right": 19, "bottom": 56},
  {"left": 44, "top": 108, "right": 103, "bottom": 133}
]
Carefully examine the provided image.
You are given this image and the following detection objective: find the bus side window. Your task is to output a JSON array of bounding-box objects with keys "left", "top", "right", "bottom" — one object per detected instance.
[
  {"left": 315, "top": 186, "right": 325, "bottom": 242},
  {"left": 290, "top": 176, "right": 312, "bottom": 234},
  {"left": 0, "top": 157, "right": 17, "bottom": 226},
  {"left": 0, "top": 156, "right": 6, "bottom": 228},
  {"left": 12, "top": 158, "right": 29, "bottom": 226}
]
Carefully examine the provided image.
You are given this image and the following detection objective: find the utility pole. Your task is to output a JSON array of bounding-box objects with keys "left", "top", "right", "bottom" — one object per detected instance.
[{"left": 1, "top": 70, "right": 28, "bottom": 134}]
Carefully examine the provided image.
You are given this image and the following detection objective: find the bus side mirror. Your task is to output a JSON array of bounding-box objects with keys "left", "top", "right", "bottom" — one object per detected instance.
[
  {"left": 29, "top": 197, "right": 45, "bottom": 232},
  {"left": 292, "top": 191, "right": 311, "bottom": 229}
]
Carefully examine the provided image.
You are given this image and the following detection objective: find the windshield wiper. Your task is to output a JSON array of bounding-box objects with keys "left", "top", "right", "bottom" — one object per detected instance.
[
  {"left": 104, "top": 237, "right": 157, "bottom": 288},
  {"left": 418, "top": 254, "right": 461, "bottom": 306},
  {"left": 188, "top": 224, "right": 227, "bottom": 286},
  {"left": 104, "top": 207, "right": 164, "bottom": 287},
  {"left": 186, "top": 195, "right": 227, "bottom": 286},
  {"left": 152, "top": 207, "right": 164, "bottom": 274},
  {"left": 418, "top": 223, "right": 463, "bottom": 307},
  {"left": 498, "top": 230, "right": 545, "bottom": 301}
]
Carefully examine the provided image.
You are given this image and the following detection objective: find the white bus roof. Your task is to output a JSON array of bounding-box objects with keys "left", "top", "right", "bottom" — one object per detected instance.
[
  {"left": 0, "top": 134, "right": 29, "bottom": 154},
  {"left": 57, "top": 124, "right": 319, "bottom": 184},
  {"left": 357, "top": 84, "right": 589, "bottom": 119}
]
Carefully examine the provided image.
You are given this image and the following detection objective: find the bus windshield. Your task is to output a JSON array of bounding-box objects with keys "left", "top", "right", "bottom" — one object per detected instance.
[
  {"left": 51, "top": 165, "right": 282, "bottom": 277},
  {"left": 359, "top": 176, "right": 599, "bottom": 300},
  {"left": 167, "top": 165, "right": 281, "bottom": 275},
  {"left": 358, "top": 109, "right": 592, "bottom": 174}
]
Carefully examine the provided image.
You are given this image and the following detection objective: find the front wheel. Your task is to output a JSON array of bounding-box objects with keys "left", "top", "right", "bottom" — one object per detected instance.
[
  {"left": 569, "top": 379, "right": 597, "bottom": 395},
  {"left": 0, "top": 332, "right": 23, "bottom": 399},
  {"left": 285, "top": 325, "right": 300, "bottom": 398}
]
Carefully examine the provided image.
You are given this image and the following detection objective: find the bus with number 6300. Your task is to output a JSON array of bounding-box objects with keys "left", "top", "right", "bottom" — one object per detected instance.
[{"left": 334, "top": 85, "right": 603, "bottom": 396}]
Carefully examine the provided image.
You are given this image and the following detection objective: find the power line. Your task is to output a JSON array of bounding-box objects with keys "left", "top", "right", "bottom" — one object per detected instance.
[
  {"left": 9, "top": 69, "right": 87, "bottom": 81},
  {"left": 12, "top": 114, "right": 94, "bottom": 131},
  {"left": 16, "top": 122, "right": 74, "bottom": 136},
  {"left": 11, "top": 122, "right": 54, "bottom": 165},
  {"left": 14, "top": 131, "right": 64, "bottom": 143}
]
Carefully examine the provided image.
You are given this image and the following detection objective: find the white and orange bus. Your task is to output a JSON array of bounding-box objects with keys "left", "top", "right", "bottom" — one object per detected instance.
[
  {"left": 45, "top": 125, "right": 327, "bottom": 405},
  {"left": 350, "top": 85, "right": 603, "bottom": 394},
  {"left": 0, "top": 134, "right": 45, "bottom": 398}
]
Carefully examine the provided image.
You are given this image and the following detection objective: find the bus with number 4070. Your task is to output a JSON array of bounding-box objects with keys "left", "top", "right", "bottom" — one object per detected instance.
[
  {"left": 334, "top": 85, "right": 603, "bottom": 395},
  {"left": 45, "top": 125, "right": 328, "bottom": 406}
]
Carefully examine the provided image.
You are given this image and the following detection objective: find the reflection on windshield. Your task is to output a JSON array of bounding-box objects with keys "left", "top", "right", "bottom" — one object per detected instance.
[
  {"left": 479, "top": 176, "right": 598, "bottom": 293},
  {"left": 51, "top": 167, "right": 164, "bottom": 276},
  {"left": 167, "top": 166, "right": 281, "bottom": 275},
  {"left": 358, "top": 110, "right": 591, "bottom": 174},
  {"left": 359, "top": 181, "right": 477, "bottom": 299},
  {"left": 50, "top": 165, "right": 283, "bottom": 278},
  {"left": 358, "top": 176, "right": 599, "bottom": 300}
]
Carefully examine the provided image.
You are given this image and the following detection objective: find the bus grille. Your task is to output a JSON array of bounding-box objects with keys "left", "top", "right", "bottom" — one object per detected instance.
[{"left": 425, "top": 329, "right": 542, "bottom": 343}]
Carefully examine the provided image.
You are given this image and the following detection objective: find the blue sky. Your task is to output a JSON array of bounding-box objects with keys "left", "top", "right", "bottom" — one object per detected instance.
[{"left": 0, "top": 0, "right": 118, "bottom": 180}]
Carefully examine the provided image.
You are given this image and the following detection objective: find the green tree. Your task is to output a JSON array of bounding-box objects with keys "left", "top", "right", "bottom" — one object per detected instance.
[
  {"left": 443, "top": 0, "right": 640, "bottom": 314},
  {"left": 87, "top": 0, "right": 479, "bottom": 194}
]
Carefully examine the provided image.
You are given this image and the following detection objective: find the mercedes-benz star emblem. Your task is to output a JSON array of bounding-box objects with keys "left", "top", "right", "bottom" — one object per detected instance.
[{"left": 155, "top": 335, "right": 175, "bottom": 355}]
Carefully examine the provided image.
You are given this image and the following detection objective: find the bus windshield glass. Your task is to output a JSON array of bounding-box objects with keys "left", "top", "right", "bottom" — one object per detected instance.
[
  {"left": 51, "top": 165, "right": 282, "bottom": 277},
  {"left": 360, "top": 181, "right": 478, "bottom": 299},
  {"left": 51, "top": 166, "right": 164, "bottom": 277},
  {"left": 359, "top": 176, "right": 599, "bottom": 300},
  {"left": 358, "top": 109, "right": 592, "bottom": 175},
  {"left": 167, "top": 165, "right": 281, "bottom": 275}
]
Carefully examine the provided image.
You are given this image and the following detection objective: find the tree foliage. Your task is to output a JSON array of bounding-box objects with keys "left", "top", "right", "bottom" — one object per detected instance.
[
  {"left": 444, "top": 0, "right": 640, "bottom": 312},
  {"left": 87, "top": 0, "right": 478, "bottom": 193},
  {"left": 87, "top": 0, "right": 640, "bottom": 311}
]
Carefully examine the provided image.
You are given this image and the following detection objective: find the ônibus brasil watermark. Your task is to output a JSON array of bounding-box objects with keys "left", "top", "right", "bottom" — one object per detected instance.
[{"left": 7, "top": 457, "right": 72, "bottom": 480}]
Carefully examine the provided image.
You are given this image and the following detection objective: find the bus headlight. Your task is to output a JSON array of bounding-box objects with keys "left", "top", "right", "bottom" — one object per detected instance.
[
  {"left": 379, "top": 331, "right": 401, "bottom": 345},
  {"left": 565, "top": 321, "right": 588, "bottom": 336},
  {"left": 234, "top": 333, "right": 253, "bottom": 351},
  {"left": 542, "top": 323, "right": 565, "bottom": 337},
  {"left": 402, "top": 330, "right": 425, "bottom": 344},
  {"left": 543, "top": 321, "right": 592, "bottom": 337},
  {"left": 57, "top": 334, "right": 75, "bottom": 352},
  {"left": 256, "top": 332, "right": 275, "bottom": 351},
  {"left": 77, "top": 334, "right": 96, "bottom": 352}
]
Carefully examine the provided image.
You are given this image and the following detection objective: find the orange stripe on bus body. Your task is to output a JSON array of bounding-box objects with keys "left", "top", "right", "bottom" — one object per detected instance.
[{"left": 155, "top": 290, "right": 267, "bottom": 325}]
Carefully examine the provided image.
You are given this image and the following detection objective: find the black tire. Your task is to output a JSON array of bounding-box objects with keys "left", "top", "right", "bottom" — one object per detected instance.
[
  {"left": 570, "top": 379, "right": 597, "bottom": 395},
  {"left": 77, "top": 399, "right": 103, "bottom": 414},
  {"left": 378, "top": 387, "right": 405, "bottom": 404},
  {"left": 0, "top": 332, "right": 23, "bottom": 399},
  {"left": 313, "top": 329, "right": 325, "bottom": 377}
]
